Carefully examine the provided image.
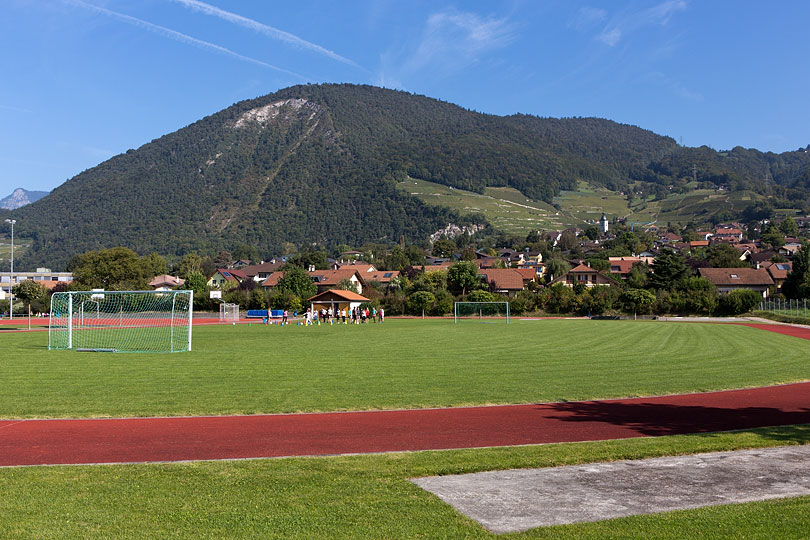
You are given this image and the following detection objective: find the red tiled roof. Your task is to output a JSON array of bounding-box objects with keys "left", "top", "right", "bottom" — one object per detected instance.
[
  {"left": 424, "top": 262, "right": 454, "bottom": 270},
  {"left": 39, "top": 280, "right": 72, "bottom": 290},
  {"left": 212, "top": 268, "right": 247, "bottom": 281},
  {"left": 513, "top": 268, "right": 537, "bottom": 281},
  {"left": 609, "top": 260, "right": 638, "bottom": 275},
  {"left": 309, "top": 269, "right": 365, "bottom": 286},
  {"left": 366, "top": 270, "right": 400, "bottom": 283},
  {"left": 336, "top": 263, "right": 377, "bottom": 273},
  {"left": 261, "top": 271, "right": 285, "bottom": 287},
  {"left": 698, "top": 268, "right": 774, "bottom": 286},
  {"left": 241, "top": 261, "right": 283, "bottom": 277},
  {"left": 148, "top": 274, "right": 185, "bottom": 288},
  {"left": 307, "top": 289, "right": 369, "bottom": 302},
  {"left": 762, "top": 261, "right": 792, "bottom": 280},
  {"left": 569, "top": 263, "right": 598, "bottom": 273},
  {"left": 478, "top": 269, "right": 526, "bottom": 291}
]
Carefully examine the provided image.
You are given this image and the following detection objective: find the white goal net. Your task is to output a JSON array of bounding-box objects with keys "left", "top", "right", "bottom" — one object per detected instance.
[
  {"left": 454, "top": 301, "right": 510, "bottom": 324},
  {"left": 219, "top": 302, "right": 240, "bottom": 323},
  {"left": 49, "top": 290, "right": 193, "bottom": 353}
]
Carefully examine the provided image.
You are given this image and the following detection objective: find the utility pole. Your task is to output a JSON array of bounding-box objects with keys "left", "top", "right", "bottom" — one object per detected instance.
[{"left": 4, "top": 219, "right": 15, "bottom": 320}]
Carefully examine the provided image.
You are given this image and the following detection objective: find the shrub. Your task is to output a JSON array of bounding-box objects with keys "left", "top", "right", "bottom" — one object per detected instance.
[
  {"left": 432, "top": 290, "right": 455, "bottom": 316},
  {"left": 465, "top": 290, "right": 495, "bottom": 303},
  {"left": 715, "top": 289, "right": 762, "bottom": 315}
]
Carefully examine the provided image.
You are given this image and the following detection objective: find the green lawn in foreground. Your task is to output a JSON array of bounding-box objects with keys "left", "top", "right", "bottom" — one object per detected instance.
[
  {"left": 3, "top": 318, "right": 810, "bottom": 418},
  {"left": 0, "top": 425, "right": 808, "bottom": 539}
]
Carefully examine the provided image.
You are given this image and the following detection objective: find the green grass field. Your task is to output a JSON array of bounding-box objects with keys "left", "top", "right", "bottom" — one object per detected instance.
[
  {"left": 2, "top": 319, "right": 810, "bottom": 538},
  {"left": 3, "top": 319, "right": 810, "bottom": 418}
]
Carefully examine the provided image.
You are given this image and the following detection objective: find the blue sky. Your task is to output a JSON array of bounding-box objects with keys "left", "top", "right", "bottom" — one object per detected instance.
[{"left": 2, "top": 0, "right": 808, "bottom": 194}]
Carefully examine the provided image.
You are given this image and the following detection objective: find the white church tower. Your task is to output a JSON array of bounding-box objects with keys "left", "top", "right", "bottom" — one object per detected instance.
[{"left": 599, "top": 212, "right": 609, "bottom": 234}]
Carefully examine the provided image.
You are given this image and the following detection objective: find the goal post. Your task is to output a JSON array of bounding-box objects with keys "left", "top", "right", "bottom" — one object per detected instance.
[
  {"left": 219, "top": 302, "right": 240, "bottom": 323},
  {"left": 49, "top": 290, "right": 193, "bottom": 353},
  {"left": 454, "top": 301, "right": 510, "bottom": 324}
]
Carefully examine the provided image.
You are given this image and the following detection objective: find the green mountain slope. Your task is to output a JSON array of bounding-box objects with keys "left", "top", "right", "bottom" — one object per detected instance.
[{"left": 3, "top": 84, "right": 808, "bottom": 268}]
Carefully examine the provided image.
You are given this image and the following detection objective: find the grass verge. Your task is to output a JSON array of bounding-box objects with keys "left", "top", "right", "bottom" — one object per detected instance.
[{"left": 0, "top": 424, "right": 808, "bottom": 539}]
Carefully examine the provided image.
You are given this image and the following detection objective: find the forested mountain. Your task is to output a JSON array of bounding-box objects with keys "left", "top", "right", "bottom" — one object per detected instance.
[{"left": 3, "top": 83, "right": 809, "bottom": 268}]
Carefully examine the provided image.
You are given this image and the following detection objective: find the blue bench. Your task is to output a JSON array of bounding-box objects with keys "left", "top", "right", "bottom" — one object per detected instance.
[{"left": 247, "top": 309, "right": 284, "bottom": 318}]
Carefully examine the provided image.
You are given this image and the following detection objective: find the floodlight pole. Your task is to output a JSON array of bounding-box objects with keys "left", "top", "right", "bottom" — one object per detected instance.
[{"left": 4, "top": 219, "right": 14, "bottom": 321}]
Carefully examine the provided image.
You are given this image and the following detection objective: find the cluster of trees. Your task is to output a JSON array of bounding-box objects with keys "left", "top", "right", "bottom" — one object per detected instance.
[{"left": 10, "top": 238, "right": 810, "bottom": 319}]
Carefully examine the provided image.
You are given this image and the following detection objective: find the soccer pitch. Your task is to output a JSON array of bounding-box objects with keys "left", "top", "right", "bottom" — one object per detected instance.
[
  {"left": 2, "top": 318, "right": 810, "bottom": 538},
  {"left": 3, "top": 318, "right": 810, "bottom": 418}
]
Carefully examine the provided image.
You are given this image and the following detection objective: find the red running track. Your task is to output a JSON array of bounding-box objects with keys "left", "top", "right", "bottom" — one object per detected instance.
[{"left": 1, "top": 382, "right": 809, "bottom": 467}]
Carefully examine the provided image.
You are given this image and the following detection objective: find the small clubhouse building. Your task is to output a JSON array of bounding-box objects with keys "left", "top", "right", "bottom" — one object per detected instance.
[{"left": 307, "top": 289, "right": 370, "bottom": 315}]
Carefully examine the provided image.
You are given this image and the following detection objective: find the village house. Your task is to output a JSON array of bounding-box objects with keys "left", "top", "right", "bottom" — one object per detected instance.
[
  {"left": 239, "top": 261, "right": 285, "bottom": 283},
  {"left": 260, "top": 268, "right": 368, "bottom": 294},
  {"left": 550, "top": 263, "right": 619, "bottom": 288},
  {"left": 148, "top": 274, "right": 185, "bottom": 291},
  {"left": 478, "top": 268, "right": 535, "bottom": 296},
  {"left": 698, "top": 267, "right": 774, "bottom": 298},
  {"left": 516, "top": 251, "right": 545, "bottom": 278},
  {"left": 608, "top": 256, "right": 654, "bottom": 279},
  {"left": 760, "top": 261, "right": 792, "bottom": 293},
  {"left": 207, "top": 268, "right": 247, "bottom": 288}
]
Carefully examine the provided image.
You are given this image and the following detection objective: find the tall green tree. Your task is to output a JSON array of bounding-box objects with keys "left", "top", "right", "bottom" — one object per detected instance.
[
  {"left": 71, "top": 247, "right": 152, "bottom": 290},
  {"left": 783, "top": 243, "right": 810, "bottom": 298},
  {"left": 706, "top": 243, "right": 748, "bottom": 268},
  {"left": 179, "top": 253, "right": 203, "bottom": 279},
  {"left": 621, "top": 288, "right": 655, "bottom": 319},
  {"left": 407, "top": 291, "right": 435, "bottom": 317},
  {"left": 183, "top": 271, "right": 207, "bottom": 294},
  {"left": 277, "top": 265, "right": 317, "bottom": 300},
  {"left": 780, "top": 216, "right": 799, "bottom": 237},
  {"left": 12, "top": 280, "right": 49, "bottom": 314},
  {"left": 431, "top": 238, "right": 457, "bottom": 258},
  {"left": 141, "top": 252, "right": 168, "bottom": 277},
  {"left": 447, "top": 261, "right": 481, "bottom": 296},
  {"left": 383, "top": 246, "right": 410, "bottom": 271},
  {"left": 649, "top": 249, "right": 690, "bottom": 290},
  {"left": 545, "top": 258, "right": 571, "bottom": 281}
]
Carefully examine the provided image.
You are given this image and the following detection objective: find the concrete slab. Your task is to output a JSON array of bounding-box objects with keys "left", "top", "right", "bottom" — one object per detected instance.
[{"left": 412, "top": 445, "right": 810, "bottom": 533}]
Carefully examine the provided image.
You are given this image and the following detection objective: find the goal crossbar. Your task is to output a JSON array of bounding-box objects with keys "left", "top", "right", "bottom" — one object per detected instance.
[{"left": 49, "top": 290, "right": 193, "bottom": 353}]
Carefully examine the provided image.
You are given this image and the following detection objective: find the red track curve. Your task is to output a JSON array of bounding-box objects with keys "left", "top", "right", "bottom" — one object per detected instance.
[{"left": 2, "top": 382, "right": 809, "bottom": 467}]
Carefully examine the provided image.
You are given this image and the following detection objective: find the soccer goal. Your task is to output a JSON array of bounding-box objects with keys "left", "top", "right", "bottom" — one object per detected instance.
[
  {"left": 49, "top": 290, "right": 193, "bottom": 353},
  {"left": 219, "top": 302, "right": 240, "bottom": 323},
  {"left": 454, "top": 301, "right": 510, "bottom": 324}
]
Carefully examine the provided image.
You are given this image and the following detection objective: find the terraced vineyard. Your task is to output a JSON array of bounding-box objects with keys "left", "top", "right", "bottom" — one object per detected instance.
[
  {"left": 400, "top": 177, "right": 773, "bottom": 234},
  {"left": 396, "top": 178, "right": 571, "bottom": 234},
  {"left": 0, "top": 237, "right": 28, "bottom": 264}
]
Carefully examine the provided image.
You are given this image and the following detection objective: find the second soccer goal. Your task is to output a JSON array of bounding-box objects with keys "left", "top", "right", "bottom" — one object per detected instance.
[{"left": 454, "top": 301, "right": 510, "bottom": 324}]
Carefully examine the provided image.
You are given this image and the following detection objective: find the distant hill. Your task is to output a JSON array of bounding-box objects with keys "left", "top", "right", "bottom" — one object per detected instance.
[
  {"left": 3, "top": 83, "right": 809, "bottom": 268},
  {"left": 0, "top": 188, "right": 49, "bottom": 210}
]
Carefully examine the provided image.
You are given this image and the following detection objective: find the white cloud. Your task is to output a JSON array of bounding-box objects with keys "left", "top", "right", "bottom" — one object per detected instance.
[
  {"left": 64, "top": 0, "right": 307, "bottom": 78},
  {"left": 406, "top": 10, "right": 516, "bottom": 73},
  {"left": 597, "top": 0, "right": 687, "bottom": 47},
  {"left": 647, "top": 71, "right": 703, "bottom": 102},
  {"left": 571, "top": 6, "right": 607, "bottom": 31},
  {"left": 598, "top": 28, "right": 622, "bottom": 47},
  {"left": 169, "top": 0, "right": 361, "bottom": 68},
  {"left": 0, "top": 104, "right": 33, "bottom": 113}
]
